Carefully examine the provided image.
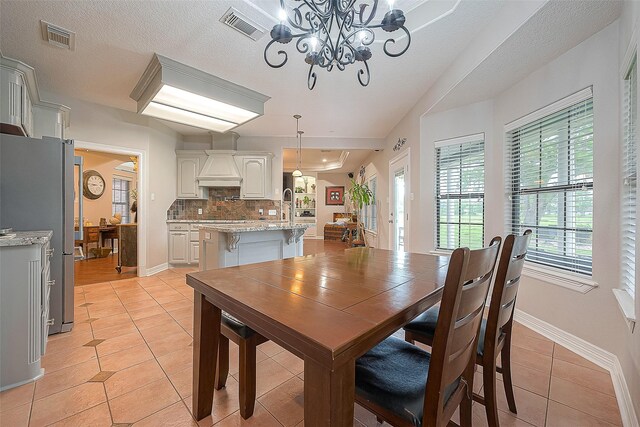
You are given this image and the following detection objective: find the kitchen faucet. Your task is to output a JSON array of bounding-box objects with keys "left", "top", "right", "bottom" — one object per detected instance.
[{"left": 281, "top": 188, "right": 294, "bottom": 224}]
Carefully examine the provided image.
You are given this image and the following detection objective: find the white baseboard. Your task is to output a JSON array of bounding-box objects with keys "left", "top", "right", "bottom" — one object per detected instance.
[
  {"left": 144, "top": 262, "right": 168, "bottom": 276},
  {"left": 514, "top": 309, "right": 639, "bottom": 427}
]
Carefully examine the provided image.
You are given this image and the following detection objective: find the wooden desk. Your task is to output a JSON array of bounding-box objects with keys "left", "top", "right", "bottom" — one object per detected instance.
[{"left": 186, "top": 248, "right": 449, "bottom": 426}]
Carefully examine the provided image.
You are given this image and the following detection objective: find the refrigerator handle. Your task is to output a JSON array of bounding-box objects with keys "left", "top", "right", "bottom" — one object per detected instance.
[{"left": 74, "top": 155, "right": 84, "bottom": 241}]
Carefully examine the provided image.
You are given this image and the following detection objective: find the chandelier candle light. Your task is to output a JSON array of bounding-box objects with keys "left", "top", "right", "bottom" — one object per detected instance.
[{"left": 264, "top": 0, "right": 411, "bottom": 89}]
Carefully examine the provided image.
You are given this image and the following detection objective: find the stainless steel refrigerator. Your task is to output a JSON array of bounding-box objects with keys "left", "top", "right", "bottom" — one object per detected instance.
[{"left": 0, "top": 134, "right": 81, "bottom": 334}]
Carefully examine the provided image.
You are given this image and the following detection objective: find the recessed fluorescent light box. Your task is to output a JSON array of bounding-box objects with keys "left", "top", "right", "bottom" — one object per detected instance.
[{"left": 130, "top": 54, "right": 269, "bottom": 132}]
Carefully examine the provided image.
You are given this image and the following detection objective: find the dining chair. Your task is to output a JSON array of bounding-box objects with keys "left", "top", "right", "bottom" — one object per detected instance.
[
  {"left": 404, "top": 231, "right": 532, "bottom": 427},
  {"left": 355, "top": 238, "right": 501, "bottom": 427},
  {"left": 215, "top": 312, "right": 268, "bottom": 419}
]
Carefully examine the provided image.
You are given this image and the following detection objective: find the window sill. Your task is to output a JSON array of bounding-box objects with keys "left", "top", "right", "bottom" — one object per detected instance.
[
  {"left": 521, "top": 262, "right": 597, "bottom": 294},
  {"left": 612, "top": 289, "right": 636, "bottom": 333}
]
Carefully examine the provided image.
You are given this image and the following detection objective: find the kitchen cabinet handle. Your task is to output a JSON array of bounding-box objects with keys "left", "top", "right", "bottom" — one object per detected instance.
[
  {"left": 47, "top": 280, "right": 55, "bottom": 287},
  {"left": 46, "top": 318, "right": 55, "bottom": 326}
]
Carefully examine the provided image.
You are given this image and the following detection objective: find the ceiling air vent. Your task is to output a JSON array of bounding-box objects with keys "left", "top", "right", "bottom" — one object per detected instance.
[
  {"left": 220, "top": 7, "right": 266, "bottom": 41},
  {"left": 40, "top": 20, "right": 75, "bottom": 50}
]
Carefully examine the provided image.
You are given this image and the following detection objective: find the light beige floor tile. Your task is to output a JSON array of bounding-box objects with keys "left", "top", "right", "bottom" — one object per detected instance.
[
  {"left": 90, "top": 313, "right": 134, "bottom": 331},
  {"left": 552, "top": 358, "right": 615, "bottom": 396},
  {"left": 553, "top": 345, "right": 608, "bottom": 373},
  {"left": 272, "top": 351, "right": 304, "bottom": 376},
  {"left": 134, "top": 312, "right": 177, "bottom": 330},
  {"left": 99, "top": 343, "right": 154, "bottom": 372},
  {"left": 87, "top": 303, "right": 127, "bottom": 318},
  {"left": 104, "top": 359, "right": 166, "bottom": 399},
  {"left": 48, "top": 402, "right": 112, "bottom": 427},
  {"left": 0, "top": 381, "right": 34, "bottom": 411},
  {"left": 258, "top": 376, "right": 304, "bottom": 427},
  {"left": 162, "top": 299, "right": 193, "bottom": 312},
  {"left": 133, "top": 401, "right": 198, "bottom": 426},
  {"left": 496, "top": 381, "right": 548, "bottom": 426},
  {"left": 41, "top": 345, "right": 97, "bottom": 373},
  {"left": 30, "top": 382, "right": 106, "bottom": 427},
  {"left": 128, "top": 304, "right": 166, "bottom": 321},
  {"left": 140, "top": 321, "right": 186, "bottom": 343},
  {"left": 0, "top": 402, "right": 30, "bottom": 427},
  {"left": 123, "top": 298, "right": 160, "bottom": 312},
  {"left": 157, "top": 345, "right": 194, "bottom": 375},
  {"left": 212, "top": 402, "right": 281, "bottom": 426},
  {"left": 95, "top": 330, "right": 146, "bottom": 357},
  {"left": 167, "top": 365, "right": 193, "bottom": 399},
  {"left": 231, "top": 358, "right": 294, "bottom": 399},
  {"left": 109, "top": 377, "right": 180, "bottom": 424},
  {"left": 512, "top": 322, "right": 553, "bottom": 343},
  {"left": 44, "top": 328, "right": 94, "bottom": 355},
  {"left": 509, "top": 361, "right": 551, "bottom": 397},
  {"left": 34, "top": 358, "right": 100, "bottom": 400},
  {"left": 258, "top": 341, "right": 286, "bottom": 357},
  {"left": 147, "top": 330, "right": 193, "bottom": 357},
  {"left": 183, "top": 376, "right": 242, "bottom": 425},
  {"left": 511, "top": 334, "right": 554, "bottom": 357},
  {"left": 549, "top": 377, "right": 622, "bottom": 426},
  {"left": 92, "top": 321, "right": 139, "bottom": 340},
  {"left": 508, "top": 345, "right": 553, "bottom": 374},
  {"left": 546, "top": 400, "right": 618, "bottom": 427}
]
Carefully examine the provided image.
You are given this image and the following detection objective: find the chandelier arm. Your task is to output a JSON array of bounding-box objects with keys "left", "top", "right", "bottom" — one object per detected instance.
[
  {"left": 357, "top": 60, "right": 371, "bottom": 87},
  {"left": 264, "top": 39, "right": 290, "bottom": 68},
  {"left": 307, "top": 64, "right": 318, "bottom": 90},
  {"left": 382, "top": 26, "right": 412, "bottom": 58},
  {"left": 357, "top": 0, "right": 379, "bottom": 26}
]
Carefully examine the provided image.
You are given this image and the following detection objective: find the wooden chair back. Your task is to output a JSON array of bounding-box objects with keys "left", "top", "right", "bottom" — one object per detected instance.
[
  {"left": 484, "top": 230, "right": 532, "bottom": 351},
  {"left": 423, "top": 238, "right": 501, "bottom": 424}
]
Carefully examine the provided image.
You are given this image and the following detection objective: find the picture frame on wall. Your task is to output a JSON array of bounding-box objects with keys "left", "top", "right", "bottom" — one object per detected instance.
[{"left": 325, "top": 186, "right": 345, "bottom": 206}]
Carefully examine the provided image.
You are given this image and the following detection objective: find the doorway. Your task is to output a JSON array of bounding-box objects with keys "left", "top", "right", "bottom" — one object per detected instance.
[
  {"left": 389, "top": 150, "right": 410, "bottom": 252},
  {"left": 73, "top": 145, "right": 142, "bottom": 285}
]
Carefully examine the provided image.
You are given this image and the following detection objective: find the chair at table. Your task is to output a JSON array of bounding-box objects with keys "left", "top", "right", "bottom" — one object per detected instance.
[
  {"left": 215, "top": 312, "right": 268, "bottom": 419},
  {"left": 404, "top": 231, "right": 531, "bottom": 427},
  {"left": 355, "top": 238, "right": 501, "bottom": 427}
]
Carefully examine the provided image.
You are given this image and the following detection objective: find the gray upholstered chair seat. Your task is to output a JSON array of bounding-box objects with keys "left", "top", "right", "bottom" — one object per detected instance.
[{"left": 355, "top": 336, "right": 459, "bottom": 427}]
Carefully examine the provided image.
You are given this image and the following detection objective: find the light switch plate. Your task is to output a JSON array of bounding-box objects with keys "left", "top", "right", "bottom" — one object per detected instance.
[
  {"left": 198, "top": 208, "right": 203, "bottom": 215},
  {"left": 259, "top": 209, "right": 264, "bottom": 215},
  {"left": 268, "top": 209, "right": 277, "bottom": 216}
]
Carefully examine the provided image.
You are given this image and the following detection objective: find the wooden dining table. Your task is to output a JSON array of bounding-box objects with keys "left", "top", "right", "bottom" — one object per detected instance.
[{"left": 185, "top": 247, "right": 450, "bottom": 426}]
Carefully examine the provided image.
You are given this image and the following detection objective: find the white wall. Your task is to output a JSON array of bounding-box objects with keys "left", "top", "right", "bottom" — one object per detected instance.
[{"left": 45, "top": 92, "right": 179, "bottom": 273}]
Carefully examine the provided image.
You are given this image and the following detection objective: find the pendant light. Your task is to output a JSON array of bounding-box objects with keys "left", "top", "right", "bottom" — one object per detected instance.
[{"left": 292, "top": 114, "right": 303, "bottom": 177}]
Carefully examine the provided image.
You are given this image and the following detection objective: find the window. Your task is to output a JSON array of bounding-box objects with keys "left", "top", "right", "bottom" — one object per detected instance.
[
  {"left": 622, "top": 56, "right": 637, "bottom": 299},
  {"left": 112, "top": 177, "right": 131, "bottom": 224},
  {"left": 435, "top": 134, "right": 485, "bottom": 250},
  {"left": 506, "top": 93, "right": 593, "bottom": 276},
  {"left": 364, "top": 176, "right": 377, "bottom": 232}
]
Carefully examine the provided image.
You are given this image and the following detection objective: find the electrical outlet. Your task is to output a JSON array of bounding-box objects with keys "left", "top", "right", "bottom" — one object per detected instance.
[
  {"left": 268, "top": 209, "right": 277, "bottom": 216},
  {"left": 259, "top": 209, "right": 264, "bottom": 215},
  {"left": 198, "top": 208, "right": 203, "bottom": 215}
]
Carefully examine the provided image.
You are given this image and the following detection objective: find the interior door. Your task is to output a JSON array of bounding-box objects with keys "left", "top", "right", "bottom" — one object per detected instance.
[{"left": 389, "top": 152, "right": 410, "bottom": 252}]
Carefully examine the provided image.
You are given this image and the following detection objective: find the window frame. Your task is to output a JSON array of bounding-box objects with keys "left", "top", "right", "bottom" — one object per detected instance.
[
  {"left": 504, "top": 87, "right": 597, "bottom": 292},
  {"left": 434, "top": 133, "right": 485, "bottom": 251},
  {"left": 112, "top": 175, "right": 132, "bottom": 224}
]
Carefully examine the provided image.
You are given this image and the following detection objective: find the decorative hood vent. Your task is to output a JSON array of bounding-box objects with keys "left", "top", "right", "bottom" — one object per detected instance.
[
  {"left": 220, "top": 7, "right": 266, "bottom": 41},
  {"left": 40, "top": 20, "right": 75, "bottom": 50},
  {"left": 197, "top": 150, "right": 242, "bottom": 187}
]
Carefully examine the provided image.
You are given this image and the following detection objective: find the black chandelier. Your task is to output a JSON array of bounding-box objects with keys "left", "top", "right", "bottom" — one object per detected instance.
[{"left": 264, "top": 0, "right": 411, "bottom": 90}]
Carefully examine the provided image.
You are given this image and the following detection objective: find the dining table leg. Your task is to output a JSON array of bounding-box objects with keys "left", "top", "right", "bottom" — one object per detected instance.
[
  {"left": 303, "top": 357, "right": 355, "bottom": 426},
  {"left": 192, "top": 291, "right": 220, "bottom": 421}
]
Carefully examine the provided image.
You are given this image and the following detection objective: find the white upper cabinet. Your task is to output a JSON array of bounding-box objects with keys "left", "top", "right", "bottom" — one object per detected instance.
[
  {"left": 176, "top": 151, "right": 207, "bottom": 199},
  {"left": 1, "top": 54, "right": 70, "bottom": 139},
  {"left": 235, "top": 154, "right": 273, "bottom": 199}
]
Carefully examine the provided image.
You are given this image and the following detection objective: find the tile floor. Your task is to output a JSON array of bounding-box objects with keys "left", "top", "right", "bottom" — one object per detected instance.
[{"left": 0, "top": 241, "right": 623, "bottom": 426}]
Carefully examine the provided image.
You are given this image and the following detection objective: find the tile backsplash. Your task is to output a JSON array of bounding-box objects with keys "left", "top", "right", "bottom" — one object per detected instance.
[{"left": 166, "top": 187, "right": 280, "bottom": 220}]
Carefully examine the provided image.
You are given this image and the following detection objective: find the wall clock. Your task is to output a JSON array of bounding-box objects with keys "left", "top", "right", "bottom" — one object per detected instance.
[{"left": 83, "top": 170, "right": 105, "bottom": 200}]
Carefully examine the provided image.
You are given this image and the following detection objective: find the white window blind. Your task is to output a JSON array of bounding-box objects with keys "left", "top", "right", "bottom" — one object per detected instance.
[
  {"left": 622, "top": 56, "right": 637, "bottom": 298},
  {"left": 435, "top": 135, "right": 485, "bottom": 250},
  {"left": 112, "top": 177, "right": 131, "bottom": 224},
  {"left": 365, "top": 176, "right": 377, "bottom": 232},
  {"left": 506, "top": 97, "right": 594, "bottom": 276}
]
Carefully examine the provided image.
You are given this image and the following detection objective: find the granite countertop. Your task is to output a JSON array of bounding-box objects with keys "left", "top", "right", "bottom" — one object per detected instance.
[
  {"left": 200, "top": 222, "right": 309, "bottom": 233},
  {"left": 167, "top": 219, "right": 280, "bottom": 224},
  {"left": 0, "top": 230, "right": 53, "bottom": 247}
]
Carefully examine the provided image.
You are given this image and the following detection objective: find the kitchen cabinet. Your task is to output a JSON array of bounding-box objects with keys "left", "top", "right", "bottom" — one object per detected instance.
[
  {"left": 176, "top": 152, "right": 207, "bottom": 199},
  {"left": 168, "top": 223, "right": 201, "bottom": 265},
  {"left": 1, "top": 54, "right": 70, "bottom": 139},
  {"left": 0, "top": 232, "right": 53, "bottom": 390},
  {"left": 237, "top": 155, "right": 272, "bottom": 199}
]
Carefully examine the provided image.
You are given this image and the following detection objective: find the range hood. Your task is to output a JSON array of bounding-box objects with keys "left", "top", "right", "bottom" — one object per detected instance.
[
  {"left": 196, "top": 132, "right": 241, "bottom": 187},
  {"left": 197, "top": 150, "right": 242, "bottom": 187}
]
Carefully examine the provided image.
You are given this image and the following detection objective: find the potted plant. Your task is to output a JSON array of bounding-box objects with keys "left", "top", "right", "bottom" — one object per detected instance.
[
  {"left": 346, "top": 178, "right": 374, "bottom": 246},
  {"left": 303, "top": 195, "right": 311, "bottom": 207}
]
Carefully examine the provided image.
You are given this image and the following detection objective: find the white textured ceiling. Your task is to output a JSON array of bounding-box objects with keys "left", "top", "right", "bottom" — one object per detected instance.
[
  {"left": 283, "top": 148, "right": 374, "bottom": 172},
  {"left": 0, "top": 0, "right": 504, "bottom": 138},
  {"left": 432, "top": 0, "right": 622, "bottom": 113}
]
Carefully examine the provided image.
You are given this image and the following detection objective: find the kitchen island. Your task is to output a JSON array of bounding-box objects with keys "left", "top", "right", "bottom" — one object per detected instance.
[{"left": 198, "top": 222, "right": 309, "bottom": 270}]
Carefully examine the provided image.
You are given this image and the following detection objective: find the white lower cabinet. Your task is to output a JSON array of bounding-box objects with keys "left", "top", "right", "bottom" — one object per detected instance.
[
  {"left": 190, "top": 241, "right": 200, "bottom": 263},
  {"left": 168, "top": 223, "right": 201, "bottom": 265},
  {"left": 0, "top": 237, "right": 52, "bottom": 390}
]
